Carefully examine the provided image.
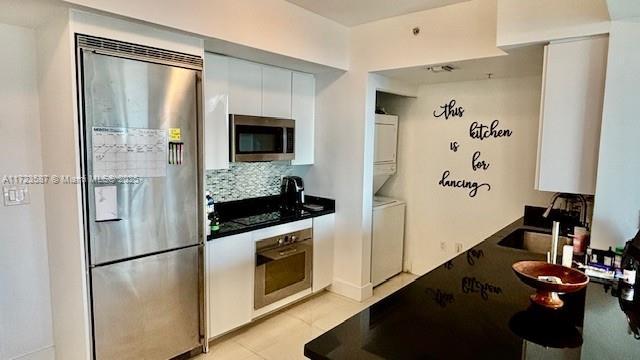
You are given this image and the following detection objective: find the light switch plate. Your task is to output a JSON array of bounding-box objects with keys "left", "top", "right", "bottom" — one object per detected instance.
[{"left": 3, "top": 185, "right": 30, "bottom": 206}]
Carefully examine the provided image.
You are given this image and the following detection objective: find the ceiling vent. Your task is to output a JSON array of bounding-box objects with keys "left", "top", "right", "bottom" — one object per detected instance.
[
  {"left": 76, "top": 34, "right": 203, "bottom": 70},
  {"left": 426, "top": 65, "right": 455, "bottom": 73}
]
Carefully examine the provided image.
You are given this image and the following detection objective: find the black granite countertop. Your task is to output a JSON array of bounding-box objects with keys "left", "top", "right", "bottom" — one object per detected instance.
[
  {"left": 305, "top": 217, "right": 640, "bottom": 359},
  {"left": 207, "top": 195, "right": 335, "bottom": 240}
]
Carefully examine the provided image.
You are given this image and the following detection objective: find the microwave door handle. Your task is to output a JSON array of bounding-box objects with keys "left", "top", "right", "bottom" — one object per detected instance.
[{"left": 283, "top": 127, "right": 287, "bottom": 154}]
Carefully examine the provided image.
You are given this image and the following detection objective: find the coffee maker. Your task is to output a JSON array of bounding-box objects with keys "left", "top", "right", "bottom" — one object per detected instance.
[{"left": 280, "top": 176, "right": 305, "bottom": 212}]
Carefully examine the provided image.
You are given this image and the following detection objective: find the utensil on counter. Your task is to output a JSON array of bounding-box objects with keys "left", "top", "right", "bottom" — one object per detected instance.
[{"left": 512, "top": 261, "right": 589, "bottom": 309}]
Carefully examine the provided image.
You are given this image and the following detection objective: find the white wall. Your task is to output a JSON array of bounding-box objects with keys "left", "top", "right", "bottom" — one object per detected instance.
[
  {"left": 0, "top": 23, "right": 54, "bottom": 360},
  {"left": 36, "top": 8, "right": 92, "bottom": 360},
  {"left": 351, "top": 0, "right": 505, "bottom": 71},
  {"left": 378, "top": 76, "right": 552, "bottom": 274},
  {"left": 496, "top": 0, "right": 610, "bottom": 48},
  {"left": 35, "top": 9, "right": 208, "bottom": 360},
  {"left": 306, "top": 0, "right": 510, "bottom": 300},
  {"left": 304, "top": 70, "right": 370, "bottom": 299},
  {"left": 63, "top": 0, "right": 349, "bottom": 70},
  {"left": 591, "top": 19, "right": 640, "bottom": 249}
]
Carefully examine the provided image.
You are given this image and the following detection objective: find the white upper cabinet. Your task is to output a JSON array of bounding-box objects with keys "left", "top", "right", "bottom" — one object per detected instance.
[
  {"left": 291, "top": 72, "right": 315, "bottom": 165},
  {"left": 203, "top": 55, "right": 316, "bottom": 166},
  {"left": 228, "top": 58, "right": 262, "bottom": 116},
  {"left": 262, "top": 66, "right": 292, "bottom": 118},
  {"left": 204, "top": 53, "right": 230, "bottom": 170},
  {"left": 536, "top": 36, "right": 608, "bottom": 195},
  {"left": 374, "top": 114, "right": 398, "bottom": 164}
]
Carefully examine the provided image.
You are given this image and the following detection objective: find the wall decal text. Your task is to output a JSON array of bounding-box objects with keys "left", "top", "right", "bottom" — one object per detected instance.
[
  {"left": 438, "top": 170, "right": 491, "bottom": 198},
  {"left": 433, "top": 99, "right": 465, "bottom": 120},
  {"left": 469, "top": 119, "right": 513, "bottom": 141},
  {"left": 471, "top": 151, "right": 490, "bottom": 171}
]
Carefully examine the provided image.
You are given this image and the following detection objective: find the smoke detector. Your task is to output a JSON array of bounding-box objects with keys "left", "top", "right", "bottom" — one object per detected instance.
[{"left": 426, "top": 65, "right": 455, "bottom": 73}]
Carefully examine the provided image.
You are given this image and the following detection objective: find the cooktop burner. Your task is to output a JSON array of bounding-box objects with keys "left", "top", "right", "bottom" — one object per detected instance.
[
  {"left": 230, "top": 210, "right": 310, "bottom": 226},
  {"left": 232, "top": 211, "right": 281, "bottom": 226}
]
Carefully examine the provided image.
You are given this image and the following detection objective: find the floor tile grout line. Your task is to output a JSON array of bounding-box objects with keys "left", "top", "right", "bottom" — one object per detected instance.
[
  {"left": 206, "top": 273, "right": 418, "bottom": 360},
  {"left": 233, "top": 339, "right": 267, "bottom": 360}
]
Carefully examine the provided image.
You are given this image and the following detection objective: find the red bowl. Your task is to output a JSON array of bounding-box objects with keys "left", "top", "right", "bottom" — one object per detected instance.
[{"left": 512, "top": 261, "right": 589, "bottom": 309}]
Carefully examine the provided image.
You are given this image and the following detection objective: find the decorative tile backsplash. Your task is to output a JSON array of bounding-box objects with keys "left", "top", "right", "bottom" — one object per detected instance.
[{"left": 206, "top": 162, "right": 296, "bottom": 202}]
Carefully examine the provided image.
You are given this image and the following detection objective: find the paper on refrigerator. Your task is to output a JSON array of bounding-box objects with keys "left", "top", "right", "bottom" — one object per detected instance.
[
  {"left": 92, "top": 127, "right": 167, "bottom": 178},
  {"left": 94, "top": 185, "right": 118, "bottom": 221}
]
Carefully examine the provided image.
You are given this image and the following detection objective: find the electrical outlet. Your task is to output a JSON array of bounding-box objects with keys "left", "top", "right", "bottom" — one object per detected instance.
[
  {"left": 440, "top": 241, "right": 447, "bottom": 251},
  {"left": 455, "top": 242, "right": 463, "bottom": 253},
  {"left": 3, "top": 185, "right": 30, "bottom": 206}
]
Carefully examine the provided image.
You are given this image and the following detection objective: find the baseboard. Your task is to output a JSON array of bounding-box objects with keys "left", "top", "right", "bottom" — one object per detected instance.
[
  {"left": 329, "top": 278, "right": 373, "bottom": 301},
  {"left": 11, "top": 345, "right": 55, "bottom": 360}
]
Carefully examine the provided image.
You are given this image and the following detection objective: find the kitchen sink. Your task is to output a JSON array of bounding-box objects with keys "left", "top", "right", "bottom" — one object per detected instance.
[{"left": 498, "top": 228, "right": 570, "bottom": 254}]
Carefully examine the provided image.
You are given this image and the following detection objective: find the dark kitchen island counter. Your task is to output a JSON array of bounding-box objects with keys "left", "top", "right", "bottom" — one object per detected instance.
[{"left": 304, "top": 217, "right": 640, "bottom": 359}]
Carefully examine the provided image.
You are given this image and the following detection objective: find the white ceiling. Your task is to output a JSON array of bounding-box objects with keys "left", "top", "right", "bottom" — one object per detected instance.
[
  {"left": 0, "top": 0, "right": 63, "bottom": 29},
  {"left": 375, "top": 46, "right": 544, "bottom": 85},
  {"left": 285, "top": 0, "right": 470, "bottom": 26}
]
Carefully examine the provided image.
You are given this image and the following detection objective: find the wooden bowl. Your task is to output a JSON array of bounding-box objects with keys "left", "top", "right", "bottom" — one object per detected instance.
[{"left": 512, "top": 261, "right": 589, "bottom": 309}]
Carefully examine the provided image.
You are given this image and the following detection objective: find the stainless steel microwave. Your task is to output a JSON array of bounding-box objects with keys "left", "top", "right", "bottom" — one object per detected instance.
[{"left": 230, "top": 114, "right": 295, "bottom": 162}]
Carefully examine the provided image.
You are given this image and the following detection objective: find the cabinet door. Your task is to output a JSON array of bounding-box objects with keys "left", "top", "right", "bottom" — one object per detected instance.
[
  {"left": 262, "top": 65, "right": 292, "bottom": 118},
  {"left": 374, "top": 115, "right": 398, "bottom": 164},
  {"left": 536, "top": 36, "right": 608, "bottom": 195},
  {"left": 204, "top": 53, "right": 229, "bottom": 170},
  {"left": 371, "top": 204, "right": 405, "bottom": 287},
  {"left": 291, "top": 72, "right": 315, "bottom": 165},
  {"left": 228, "top": 58, "right": 262, "bottom": 116},
  {"left": 207, "top": 233, "right": 254, "bottom": 338},
  {"left": 312, "top": 214, "right": 334, "bottom": 292}
]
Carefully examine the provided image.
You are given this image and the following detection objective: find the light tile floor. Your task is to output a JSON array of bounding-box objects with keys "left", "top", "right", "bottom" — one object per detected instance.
[{"left": 196, "top": 272, "right": 418, "bottom": 360}]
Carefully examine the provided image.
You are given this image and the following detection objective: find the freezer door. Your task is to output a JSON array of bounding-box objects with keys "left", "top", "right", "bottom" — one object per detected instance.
[
  {"left": 81, "top": 50, "right": 200, "bottom": 265},
  {"left": 91, "top": 246, "right": 200, "bottom": 359}
]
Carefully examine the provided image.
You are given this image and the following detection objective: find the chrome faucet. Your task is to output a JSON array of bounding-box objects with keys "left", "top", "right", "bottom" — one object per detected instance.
[
  {"left": 543, "top": 193, "right": 588, "bottom": 228},
  {"left": 549, "top": 221, "right": 560, "bottom": 264}
]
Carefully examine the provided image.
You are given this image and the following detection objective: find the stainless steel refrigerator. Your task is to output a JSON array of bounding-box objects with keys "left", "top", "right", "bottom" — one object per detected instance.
[{"left": 77, "top": 36, "right": 204, "bottom": 359}]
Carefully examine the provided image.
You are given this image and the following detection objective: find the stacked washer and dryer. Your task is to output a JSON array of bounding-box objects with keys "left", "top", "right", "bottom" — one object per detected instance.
[{"left": 371, "top": 114, "right": 406, "bottom": 287}]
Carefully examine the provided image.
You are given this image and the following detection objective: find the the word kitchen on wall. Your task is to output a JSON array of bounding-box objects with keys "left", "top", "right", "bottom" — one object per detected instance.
[{"left": 434, "top": 99, "right": 513, "bottom": 198}]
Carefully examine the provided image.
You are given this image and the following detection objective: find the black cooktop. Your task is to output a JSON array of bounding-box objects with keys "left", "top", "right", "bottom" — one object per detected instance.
[
  {"left": 304, "top": 217, "right": 640, "bottom": 359},
  {"left": 231, "top": 210, "right": 311, "bottom": 226},
  {"left": 207, "top": 195, "right": 335, "bottom": 240},
  {"left": 231, "top": 211, "right": 284, "bottom": 226}
]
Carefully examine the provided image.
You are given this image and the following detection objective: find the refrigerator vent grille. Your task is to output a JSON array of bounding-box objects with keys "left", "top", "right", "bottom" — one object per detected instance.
[{"left": 77, "top": 35, "right": 203, "bottom": 70}]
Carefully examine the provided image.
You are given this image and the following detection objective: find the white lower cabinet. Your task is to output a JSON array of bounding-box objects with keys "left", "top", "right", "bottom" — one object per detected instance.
[
  {"left": 207, "top": 215, "right": 335, "bottom": 339},
  {"left": 371, "top": 202, "right": 405, "bottom": 287},
  {"left": 312, "top": 214, "right": 335, "bottom": 292},
  {"left": 207, "top": 232, "right": 254, "bottom": 338}
]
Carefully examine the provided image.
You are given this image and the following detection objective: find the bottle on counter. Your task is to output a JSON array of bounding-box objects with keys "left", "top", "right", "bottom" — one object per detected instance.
[
  {"left": 206, "top": 191, "right": 214, "bottom": 214},
  {"left": 572, "top": 226, "right": 589, "bottom": 254},
  {"left": 622, "top": 253, "right": 638, "bottom": 286},
  {"left": 206, "top": 191, "right": 220, "bottom": 233},
  {"left": 209, "top": 211, "right": 220, "bottom": 233}
]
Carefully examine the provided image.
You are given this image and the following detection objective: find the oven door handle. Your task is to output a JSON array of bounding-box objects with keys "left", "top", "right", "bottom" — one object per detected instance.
[
  {"left": 258, "top": 246, "right": 298, "bottom": 262},
  {"left": 278, "top": 248, "right": 298, "bottom": 257},
  {"left": 256, "top": 241, "right": 311, "bottom": 264}
]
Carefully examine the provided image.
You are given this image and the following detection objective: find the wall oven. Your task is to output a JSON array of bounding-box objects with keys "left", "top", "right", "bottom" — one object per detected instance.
[
  {"left": 254, "top": 228, "right": 312, "bottom": 309},
  {"left": 230, "top": 114, "right": 295, "bottom": 162}
]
